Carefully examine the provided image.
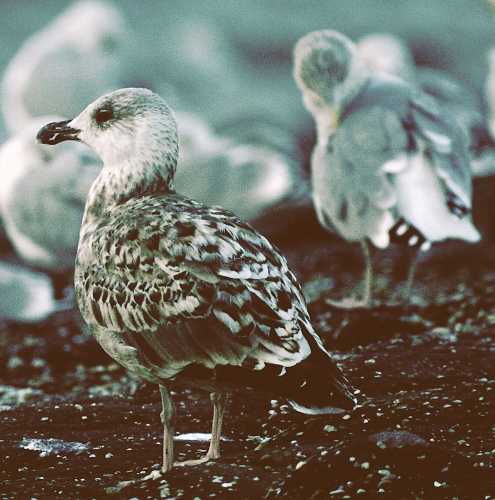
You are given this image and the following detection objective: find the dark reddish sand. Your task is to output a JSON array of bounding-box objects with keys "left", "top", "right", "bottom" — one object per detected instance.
[{"left": 0, "top": 176, "right": 494, "bottom": 499}]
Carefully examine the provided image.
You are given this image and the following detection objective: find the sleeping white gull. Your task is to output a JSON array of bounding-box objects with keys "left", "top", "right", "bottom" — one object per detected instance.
[
  {"left": 0, "top": 116, "right": 100, "bottom": 298},
  {"left": 37, "top": 88, "right": 358, "bottom": 474},
  {"left": 293, "top": 30, "right": 480, "bottom": 306},
  {"left": 1, "top": 0, "right": 128, "bottom": 133},
  {"left": 0, "top": 261, "right": 62, "bottom": 322},
  {"left": 179, "top": 142, "right": 297, "bottom": 221}
]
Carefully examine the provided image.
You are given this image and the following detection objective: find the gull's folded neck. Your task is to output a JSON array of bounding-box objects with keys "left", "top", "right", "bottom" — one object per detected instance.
[{"left": 81, "top": 156, "right": 176, "bottom": 227}]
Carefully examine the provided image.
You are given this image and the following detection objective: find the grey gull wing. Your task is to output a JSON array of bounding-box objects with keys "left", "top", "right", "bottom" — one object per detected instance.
[{"left": 339, "top": 76, "right": 474, "bottom": 215}]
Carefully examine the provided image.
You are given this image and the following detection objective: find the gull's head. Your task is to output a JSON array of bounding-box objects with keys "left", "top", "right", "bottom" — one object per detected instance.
[
  {"left": 37, "top": 88, "right": 179, "bottom": 181},
  {"left": 293, "top": 30, "right": 369, "bottom": 116}
]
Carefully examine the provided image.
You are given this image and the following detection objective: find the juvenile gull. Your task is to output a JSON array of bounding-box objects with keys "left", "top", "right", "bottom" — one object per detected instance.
[
  {"left": 1, "top": 0, "right": 128, "bottom": 133},
  {"left": 294, "top": 30, "right": 480, "bottom": 306},
  {"left": 0, "top": 111, "right": 297, "bottom": 302},
  {"left": 37, "top": 88, "right": 358, "bottom": 473},
  {"left": 0, "top": 117, "right": 100, "bottom": 298}
]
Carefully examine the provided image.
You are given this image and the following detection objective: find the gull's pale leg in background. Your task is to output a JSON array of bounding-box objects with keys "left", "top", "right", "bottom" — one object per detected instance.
[
  {"left": 397, "top": 247, "right": 420, "bottom": 304},
  {"left": 327, "top": 240, "right": 373, "bottom": 309},
  {"left": 360, "top": 239, "right": 373, "bottom": 307}
]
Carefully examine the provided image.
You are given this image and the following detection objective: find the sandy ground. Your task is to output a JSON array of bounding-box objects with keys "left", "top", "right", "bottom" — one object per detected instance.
[{"left": 1, "top": 184, "right": 494, "bottom": 498}]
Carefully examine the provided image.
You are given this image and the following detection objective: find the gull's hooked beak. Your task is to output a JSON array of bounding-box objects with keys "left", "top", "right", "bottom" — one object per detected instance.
[{"left": 36, "top": 119, "right": 81, "bottom": 145}]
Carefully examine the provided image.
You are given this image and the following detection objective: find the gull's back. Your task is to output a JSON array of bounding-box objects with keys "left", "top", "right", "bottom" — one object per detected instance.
[{"left": 312, "top": 74, "right": 479, "bottom": 248}]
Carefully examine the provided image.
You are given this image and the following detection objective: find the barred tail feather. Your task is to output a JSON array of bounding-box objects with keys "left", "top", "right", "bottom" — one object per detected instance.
[{"left": 285, "top": 345, "right": 358, "bottom": 415}]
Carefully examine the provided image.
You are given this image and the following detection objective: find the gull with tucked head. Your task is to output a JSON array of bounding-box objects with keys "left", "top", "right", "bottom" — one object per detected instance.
[
  {"left": 294, "top": 30, "right": 368, "bottom": 139},
  {"left": 294, "top": 30, "right": 480, "bottom": 307},
  {"left": 37, "top": 88, "right": 358, "bottom": 475}
]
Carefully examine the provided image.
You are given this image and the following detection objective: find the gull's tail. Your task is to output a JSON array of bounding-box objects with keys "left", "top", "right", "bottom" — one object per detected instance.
[{"left": 285, "top": 337, "right": 359, "bottom": 415}]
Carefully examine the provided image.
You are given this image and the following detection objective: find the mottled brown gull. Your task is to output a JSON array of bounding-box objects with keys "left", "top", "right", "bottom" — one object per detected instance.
[
  {"left": 0, "top": 111, "right": 298, "bottom": 305},
  {"left": 294, "top": 30, "right": 480, "bottom": 307},
  {"left": 37, "top": 88, "right": 358, "bottom": 474}
]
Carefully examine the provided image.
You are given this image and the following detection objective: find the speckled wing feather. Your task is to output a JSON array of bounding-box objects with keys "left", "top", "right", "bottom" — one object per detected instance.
[{"left": 75, "top": 193, "right": 317, "bottom": 377}]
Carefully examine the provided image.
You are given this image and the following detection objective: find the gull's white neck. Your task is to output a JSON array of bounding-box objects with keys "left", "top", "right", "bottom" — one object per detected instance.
[
  {"left": 312, "top": 74, "right": 369, "bottom": 145},
  {"left": 314, "top": 109, "right": 340, "bottom": 145}
]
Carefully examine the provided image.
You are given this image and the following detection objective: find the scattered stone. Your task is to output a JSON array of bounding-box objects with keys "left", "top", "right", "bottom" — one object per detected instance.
[
  {"left": 18, "top": 438, "right": 88, "bottom": 455},
  {"left": 368, "top": 431, "right": 428, "bottom": 449}
]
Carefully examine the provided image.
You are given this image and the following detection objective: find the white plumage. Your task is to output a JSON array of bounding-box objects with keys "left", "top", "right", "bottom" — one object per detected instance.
[
  {"left": 357, "top": 33, "right": 416, "bottom": 82},
  {"left": 0, "top": 116, "right": 100, "bottom": 296},
  {"left": 485, "top": 48, "right": 495, "bottom": 142}
]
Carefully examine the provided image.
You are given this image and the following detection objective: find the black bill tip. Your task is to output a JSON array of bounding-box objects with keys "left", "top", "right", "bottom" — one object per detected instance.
[{"left": 37, "top": 119, "right": 80, "bottom": 145}]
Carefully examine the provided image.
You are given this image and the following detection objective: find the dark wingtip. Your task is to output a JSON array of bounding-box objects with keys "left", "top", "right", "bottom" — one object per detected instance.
[{"left": 37, "top": 119, "right": 80, "bottom": 145}]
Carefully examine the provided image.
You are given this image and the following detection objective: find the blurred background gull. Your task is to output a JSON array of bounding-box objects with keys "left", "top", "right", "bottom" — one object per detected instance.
[
  {"left": 0, "top": 116, "right": 100, "bottom": 301},
  {"left": 1, "top": 0, "right": 130, "bottom": 133},
  {"left": 1, "top": 0, "right": 495, "bottom": 142},
  {"left": 0, "top": 0, "right": 494, "bottom": 320}
]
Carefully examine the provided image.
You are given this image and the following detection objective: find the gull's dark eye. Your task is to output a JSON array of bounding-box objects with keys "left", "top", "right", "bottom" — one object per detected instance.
[{"left": 95, "top": 107, "right": 114, "bottom": 125}]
